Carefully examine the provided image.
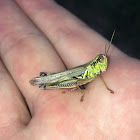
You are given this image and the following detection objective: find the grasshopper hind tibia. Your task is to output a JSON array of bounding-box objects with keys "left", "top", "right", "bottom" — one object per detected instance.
[
  {"left": 39, "top": 84, "right": 46, "bottom": 89},
  {"left": 40, "top": 72, "right": 48, "bottom": 77}
]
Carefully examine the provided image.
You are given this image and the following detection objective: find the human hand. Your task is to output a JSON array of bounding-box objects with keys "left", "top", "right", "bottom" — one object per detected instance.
[{"left": 0, "top": 0, "right": 140, "bottom": 139}]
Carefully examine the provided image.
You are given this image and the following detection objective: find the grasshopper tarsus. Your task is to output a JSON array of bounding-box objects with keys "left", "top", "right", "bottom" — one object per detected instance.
[
  {"left": 62, "top": 91, "right": 66, "bottom": 94},
  {"left": 108, "top": 88, "right": 114, "bottom": 94},
  {"left": 40, "top": 72, "right": 48, "bottom": 77},
  {"left": 80, "top": 96, "right": 84, "bottom": 102},
  {"left": 105, "top": 84, "right": 114, "bottom": 94}
]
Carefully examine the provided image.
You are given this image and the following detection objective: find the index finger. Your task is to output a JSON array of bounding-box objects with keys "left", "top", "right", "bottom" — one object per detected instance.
[
  {"left": 0, "top": 0, "right": 66, "bottom": 113},
  {"left": 15, "top": 0, "right": 125, "bottom": 68}
]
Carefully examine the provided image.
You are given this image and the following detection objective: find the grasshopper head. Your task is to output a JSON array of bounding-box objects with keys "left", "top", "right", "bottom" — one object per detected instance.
[
  {"left": 96, "top": 30, "right": 115, "bottom": 72},
  {"left": 95, "top": 54, "right": 107, "bottom": 72},
  {"left": 90, "top": 31, "right": 115, "bottom": 74}
]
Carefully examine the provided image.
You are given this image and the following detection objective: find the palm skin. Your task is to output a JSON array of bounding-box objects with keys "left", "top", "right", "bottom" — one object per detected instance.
[{"left": 0, "top": 0, "right": 139, "bottom": 140}]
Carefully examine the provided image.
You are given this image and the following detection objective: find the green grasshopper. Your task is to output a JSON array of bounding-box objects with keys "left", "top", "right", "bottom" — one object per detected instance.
[{"left": 30, "top": 31, "right": 115, "bottom": 102}]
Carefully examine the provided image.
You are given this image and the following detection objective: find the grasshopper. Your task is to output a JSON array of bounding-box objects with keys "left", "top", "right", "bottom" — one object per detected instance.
[{"left": 30, "top": 31, "right": 115, "bottom": 102}]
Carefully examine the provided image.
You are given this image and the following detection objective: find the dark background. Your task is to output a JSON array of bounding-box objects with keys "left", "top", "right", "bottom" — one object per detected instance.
[{"left": 55, "top": 0, "right": 140, "bottom": 59}]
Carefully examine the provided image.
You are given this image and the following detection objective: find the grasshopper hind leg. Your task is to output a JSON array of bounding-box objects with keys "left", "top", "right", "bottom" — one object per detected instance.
[
  {"left": 39, "top": 84, "right": 46, "bottom": 89},
  {"left": 76, "top": 86, "right": 85, "bottom": 102},
  {"left": 40, "top": 72, "right": 56, "bottom": 77},
  {"left": 40, "top": 72, "right": 48, "bottom": 77}
]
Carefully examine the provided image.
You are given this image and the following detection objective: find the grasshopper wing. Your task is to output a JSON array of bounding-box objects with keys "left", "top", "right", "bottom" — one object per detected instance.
[
  {"left": 30, "top": 64, "right": 88, "bottom": 85},
  {"left": 39, "top": 77, "right": 92, "bottom": 89}
]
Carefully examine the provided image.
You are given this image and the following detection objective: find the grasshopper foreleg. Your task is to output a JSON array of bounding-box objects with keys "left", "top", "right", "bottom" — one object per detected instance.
[{"left": 98, "top": 76, "right": 114, "bottom": 93}]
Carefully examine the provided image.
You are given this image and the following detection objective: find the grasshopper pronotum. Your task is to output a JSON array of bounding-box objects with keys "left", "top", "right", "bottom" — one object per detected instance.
[{"left": 30, "top": 31, "right": 115, "bottom": 101}]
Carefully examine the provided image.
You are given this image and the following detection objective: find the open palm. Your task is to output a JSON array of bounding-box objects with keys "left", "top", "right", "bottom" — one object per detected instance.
[{"left": 0, "top": 0, "right": 139, "bottom": 140}]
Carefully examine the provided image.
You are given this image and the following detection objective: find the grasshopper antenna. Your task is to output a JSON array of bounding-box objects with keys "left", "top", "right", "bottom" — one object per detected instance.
[{"left": 105, "top": 30, "right": 116, "bottom": 56}]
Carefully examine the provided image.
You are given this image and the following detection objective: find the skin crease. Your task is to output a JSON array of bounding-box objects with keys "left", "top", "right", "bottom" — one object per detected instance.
[{"left": 0, "top": 0, "right": 139, "bottom": 139}]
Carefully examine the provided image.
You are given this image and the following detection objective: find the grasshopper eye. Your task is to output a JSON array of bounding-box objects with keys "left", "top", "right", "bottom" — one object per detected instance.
[{"left": 98, "top": 55, "right": 104, "bottom": 63}]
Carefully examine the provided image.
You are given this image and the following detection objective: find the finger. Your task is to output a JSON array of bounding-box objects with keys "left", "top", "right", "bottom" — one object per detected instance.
[
  {"left": 0, "top": 60, "right": 30, "bottom": 139},
  {"left": 0, "top": 0, "right": 65, "bottom": 113},
  {"left": 15, "top": 0, "right": 124, "bottom": 68}
]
